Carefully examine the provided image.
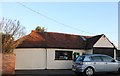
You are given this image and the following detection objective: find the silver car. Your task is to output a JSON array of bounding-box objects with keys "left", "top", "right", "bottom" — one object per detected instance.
[{"left": 72, "top": 54, "right": 120, "bottom": 76}]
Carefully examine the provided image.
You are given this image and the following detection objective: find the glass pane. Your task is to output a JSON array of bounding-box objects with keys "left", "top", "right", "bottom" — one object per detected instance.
[
  {"left": 76, "top": 56, "right": 84, "bottom": 61},
  {"left": 83, "top": 57, "right": 91, "bottom": 62},
  {"left": 91, "top": 56, "right": 102, "bottom": 62},
  {"left": 55, "top": 50, "right": 73, "bottom": 60},
  {"left": 101, "top": 56, "right": 113, "bottom": 62}
]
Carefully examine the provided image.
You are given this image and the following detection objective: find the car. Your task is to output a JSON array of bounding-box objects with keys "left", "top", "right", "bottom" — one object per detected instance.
[{"left": 72, "top": 54, "right": 120, "bottom": 76}]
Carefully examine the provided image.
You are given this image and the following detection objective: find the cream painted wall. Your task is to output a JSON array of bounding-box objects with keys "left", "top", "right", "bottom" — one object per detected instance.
[
  {"left": 14, "top": 48, "right": 46, "bottom": 70},
  {"left": 86, "top": 49, "right": 93, "bottom": 54},
  {"left": 47, "top": 49, "right": 85, "bottom": 69},
  {"left": 14, "top": 48, "right": 85, "bottom": 69},
  {"left": 94, "top": 35, "right": 114, "bottom": 48}
]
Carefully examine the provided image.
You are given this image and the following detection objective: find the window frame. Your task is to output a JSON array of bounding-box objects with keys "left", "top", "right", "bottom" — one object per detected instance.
[
  {"left": 55, "top": 50, "right": 73, "bottom": 60},
  {"left": 76, "top": 56, "right": 85, "bottom": 61},
  {"left": 83, "top": 56, "right": 91, "bottom": 62},
  {"left": 91, "top": 56, "right": 103, "bottom": 62},
  {"left": 101, "top": 56, "right": 114, "bottom": 62}
]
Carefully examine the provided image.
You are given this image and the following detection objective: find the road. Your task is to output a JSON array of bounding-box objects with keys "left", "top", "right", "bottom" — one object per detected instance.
[
  {"left": 2, "top": 73, "right": 120, "bottom": 76},
  {"left": 97, "top": 73, "right": 120, "bottom": 76},
  {"left": 84, "top": 73, "right": 120, "bottom": 76},
  {"left": 2, "top": 70, "right": 120, "bottom": 76}
]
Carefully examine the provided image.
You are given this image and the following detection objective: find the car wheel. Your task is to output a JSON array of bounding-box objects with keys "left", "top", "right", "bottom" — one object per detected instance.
[{"left": 84, "top": 67, "right": 94, "bottom": 76}]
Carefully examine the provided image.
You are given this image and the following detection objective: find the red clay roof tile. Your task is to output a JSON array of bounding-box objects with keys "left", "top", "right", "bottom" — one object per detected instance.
[{"left": 17, "top": 30, "right": 103, "bottom": 49}]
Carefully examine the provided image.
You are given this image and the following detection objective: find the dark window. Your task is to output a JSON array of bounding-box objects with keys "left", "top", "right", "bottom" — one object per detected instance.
[
  {"left": 93, "top": 48, "right": 114, "bottom": 58},
  {"left": 91, "top": 56, "right": 102, "bottom": 62},
  {"left": 101, "top": 56, "right": 113, "bottom": 62},
  {"left": 55, "top": 51, "right": 73, "bottom": 60}
]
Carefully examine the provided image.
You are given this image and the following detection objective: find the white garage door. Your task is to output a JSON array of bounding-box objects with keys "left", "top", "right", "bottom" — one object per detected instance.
[{"left": 14, "top": 48, "right": 46, "bottom": 70}]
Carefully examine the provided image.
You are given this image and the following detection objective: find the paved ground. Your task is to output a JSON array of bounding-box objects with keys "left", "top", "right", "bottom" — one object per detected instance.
[
  {"left": 15, "top": 69, "right": 75, "bottom": 75},
  {"left": 15, "top": 69, "right": 120, "bottom": 76},
  {"left": 2, "top": 69, "right": 120, "bottom": 76}
]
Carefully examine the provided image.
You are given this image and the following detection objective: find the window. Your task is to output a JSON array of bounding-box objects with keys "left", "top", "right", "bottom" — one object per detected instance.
[
  {"left": 76, "top": 56, "right": 85, "bottom": 61},
  {"left": 91, "top": 56, "right": 102, "bottom": 62},
  {"left": 55, "top": 51, "right": 73, "bottom": 60},
  {"left": 83, "top": 57, "right": 91, "bottom": 62},
  {"left": 101, "top": 56, "right": 113, "bottom": 62}
]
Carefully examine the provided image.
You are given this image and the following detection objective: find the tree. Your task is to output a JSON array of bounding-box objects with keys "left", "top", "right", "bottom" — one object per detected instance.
[
  {"left": 0, "top": 18, "right": 25, "bottom": 53},
  {"left": 35, "top": 26, "right": 46, "bottom": 32}
]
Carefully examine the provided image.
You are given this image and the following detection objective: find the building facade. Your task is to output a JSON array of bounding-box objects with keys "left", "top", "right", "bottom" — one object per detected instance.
[{"left": 14, "top": 30, "right": 116, "bottom": 70}]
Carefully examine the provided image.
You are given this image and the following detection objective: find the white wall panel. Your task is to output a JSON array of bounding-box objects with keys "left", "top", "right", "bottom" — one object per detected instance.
[
  {"left": 94, "top": 35, "right": 114, "bottom": 48},
  {"left": 47, "top": 49, "right": 85, "bottom": 69},
  {"left": 14, "top": 48, "right": 46, "bottom": 70}
]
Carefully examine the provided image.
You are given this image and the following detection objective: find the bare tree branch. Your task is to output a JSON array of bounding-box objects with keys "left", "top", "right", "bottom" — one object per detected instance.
[{"left": 0, "top": 18, "right": 26, "bottom": 53}]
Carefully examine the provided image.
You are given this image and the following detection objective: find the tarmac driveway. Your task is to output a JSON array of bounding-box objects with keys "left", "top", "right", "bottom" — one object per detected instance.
[
  {"left": 15, "top": 69, "right": 120, "bottom": 76},
  {"left": 15, "top": 69, "right": 75, "bottom": 75}
]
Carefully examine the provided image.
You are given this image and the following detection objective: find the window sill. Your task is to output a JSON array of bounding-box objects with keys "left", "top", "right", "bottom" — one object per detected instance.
[{"left": 54, "top": 59, "right": 73, "bottom": 61}]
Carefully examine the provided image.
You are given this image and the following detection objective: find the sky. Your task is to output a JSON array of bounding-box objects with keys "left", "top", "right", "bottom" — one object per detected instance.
[{"left": 1, "top": 1, "right": 118, "bottom": 47}]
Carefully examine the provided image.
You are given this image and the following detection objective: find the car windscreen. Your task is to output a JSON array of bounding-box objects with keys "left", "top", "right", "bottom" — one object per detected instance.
[{"left": 76, "top": 56, "right": 85, "bottom": 61}]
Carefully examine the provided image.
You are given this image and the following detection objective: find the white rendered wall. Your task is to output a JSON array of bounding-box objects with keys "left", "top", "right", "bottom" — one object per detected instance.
[
  {"left": 47, "top": 49, "right": 85, "bottom": 69},
  {"left": 93, "top": 35, "right": 114, "bottom": 48},
  {"left": 85, "top": 49, "right": 93, "bottom": 54},
  {"left": 14, "top": 48, "right": 85, "bottom": 70}
]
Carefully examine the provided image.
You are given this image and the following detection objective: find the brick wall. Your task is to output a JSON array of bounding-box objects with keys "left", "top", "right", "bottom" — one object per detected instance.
[{"left": 2, "top": 53, "right": 16, "bottom": 74}]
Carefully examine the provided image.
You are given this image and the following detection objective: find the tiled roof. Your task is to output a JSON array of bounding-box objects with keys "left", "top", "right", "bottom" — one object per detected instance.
[
  {"left": 85, "top": 34, "right": 103, "bottom": 49},
  {"left": 17, "top": 30, "right": 103, "bottom": 49}
]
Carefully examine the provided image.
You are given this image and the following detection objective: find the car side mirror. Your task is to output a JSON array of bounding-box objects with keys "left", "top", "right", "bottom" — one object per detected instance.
[{"left": 111, "top": 59, "right": 116, "bottom": 62}]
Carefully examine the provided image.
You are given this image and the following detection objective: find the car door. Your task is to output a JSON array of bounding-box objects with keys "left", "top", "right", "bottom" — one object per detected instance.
[
  {"left": 91, "top": 56, "right": 105, "bottom": 72},
  {"left": 101, "top": 56, "right": 118, "bottom": 72}
]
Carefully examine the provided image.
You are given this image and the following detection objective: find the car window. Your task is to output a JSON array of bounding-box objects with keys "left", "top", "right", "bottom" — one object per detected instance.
[
  {"left": 101, "top": 56, "right": 113, "bottom": 62},
  {"left": 91, "top": 56, "right": 102, "bottom": 62},
  {"left": 76, "top": 56, "right": 85, "bottom": 61},
  {"left": 83, "top": 57, "right": 91, "bottom": 62}
]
